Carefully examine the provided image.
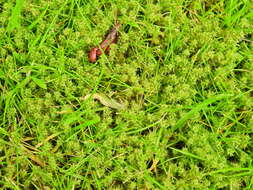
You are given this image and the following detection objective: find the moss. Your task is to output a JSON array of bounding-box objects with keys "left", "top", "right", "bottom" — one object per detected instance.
[{"left": 0, "top": 0, "right": 253, "bottom": 189}]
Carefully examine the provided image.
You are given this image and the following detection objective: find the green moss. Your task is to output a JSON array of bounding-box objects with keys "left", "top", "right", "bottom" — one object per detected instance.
[{"left": 0, "top": 0, "right": 253, "bottom": 189}]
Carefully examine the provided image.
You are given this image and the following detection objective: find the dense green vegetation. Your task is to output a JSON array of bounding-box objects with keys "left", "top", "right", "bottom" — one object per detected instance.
[{"left": 0, "top": 0, "right": 252, "bottom": 189}]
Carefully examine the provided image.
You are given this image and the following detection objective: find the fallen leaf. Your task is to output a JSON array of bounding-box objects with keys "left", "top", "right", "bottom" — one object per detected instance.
[{"left": 82, "top": 93, "right": 126, "bottom": 110}]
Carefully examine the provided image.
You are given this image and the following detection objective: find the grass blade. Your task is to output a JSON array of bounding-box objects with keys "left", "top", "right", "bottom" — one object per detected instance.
[
  {"left": 172, "top": 94, "right": 232, "bottom": 131},
  {"left": 7, "top": 0, "right": 24, "bottom": 32},
  {"left": 144, "top": 173, "right": 166, "bottom": 190},
  {"left": 31, "top": 76, "right": 47, "bottom": 89},
  {"left": 27, "top": 5, "right": 49, "bottom": 30},
  {"left": 170, "top": 147, "right": 204, "bottom": 160}
]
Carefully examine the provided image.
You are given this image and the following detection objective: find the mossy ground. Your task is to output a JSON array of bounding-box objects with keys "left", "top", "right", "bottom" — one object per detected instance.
[{"left": 0, "top": 0, "right": 253, "bottom": 189}]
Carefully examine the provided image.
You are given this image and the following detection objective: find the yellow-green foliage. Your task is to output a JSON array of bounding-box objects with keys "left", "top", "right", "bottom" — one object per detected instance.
[{"left": 0, "top": 0, "right": 252, "bottom": 189}]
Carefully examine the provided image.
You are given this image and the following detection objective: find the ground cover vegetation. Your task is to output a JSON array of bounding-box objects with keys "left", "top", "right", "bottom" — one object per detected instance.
[{"left": 0, "top": 0, "right": 253, "bottom": 189}]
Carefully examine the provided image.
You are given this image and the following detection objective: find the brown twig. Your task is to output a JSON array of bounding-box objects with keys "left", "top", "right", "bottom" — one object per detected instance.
[{"left": 88, "top": 21, "right": 121, "bottom": 62}]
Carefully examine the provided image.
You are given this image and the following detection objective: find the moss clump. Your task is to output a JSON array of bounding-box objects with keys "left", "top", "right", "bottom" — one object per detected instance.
[{"left": 0, "top": 0, "right": 252, "bottom": 189}]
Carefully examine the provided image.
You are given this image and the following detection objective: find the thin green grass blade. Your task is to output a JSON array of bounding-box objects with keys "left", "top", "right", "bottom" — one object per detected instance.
[
  {"left": 208, "top": 167, "right": 253, "bottom": 175},
  {"left": 27, "top": 5, "right": 49, "bottom": 30},
  {"left": 249, "top": 176, "right": 253, "bottom": 189},
  {"left": 2, "top": 77, "right": 31, "bottom": 126},
  {"left": 31, "top": 76, "right": 47, "bottom": 89},
  {"left": 170, "top": 147, "right": 204, "bottom": 160},
  {"left": 92, "top": 172, "right": 102, "bottom": 190},
  {"left": 206, "top": 167, "right": 253, "bottom": 179},
  {"left": 144, "top": 173, "right": 166, "bottom": 190},
  {"left": 0, "top": 127, "right": 9, "bottom": 136},
  {"left": 38, "top": 2, "right": 67, "bottom": 48},
  {"left": 7, "top": 0, "right": 24, "bottom": 32},
  {"left": 71, "top": 118, "right": 100, "bottom": 132},
  {"left": 172, "top": 94, "right": 232, "bottom": 131}
]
